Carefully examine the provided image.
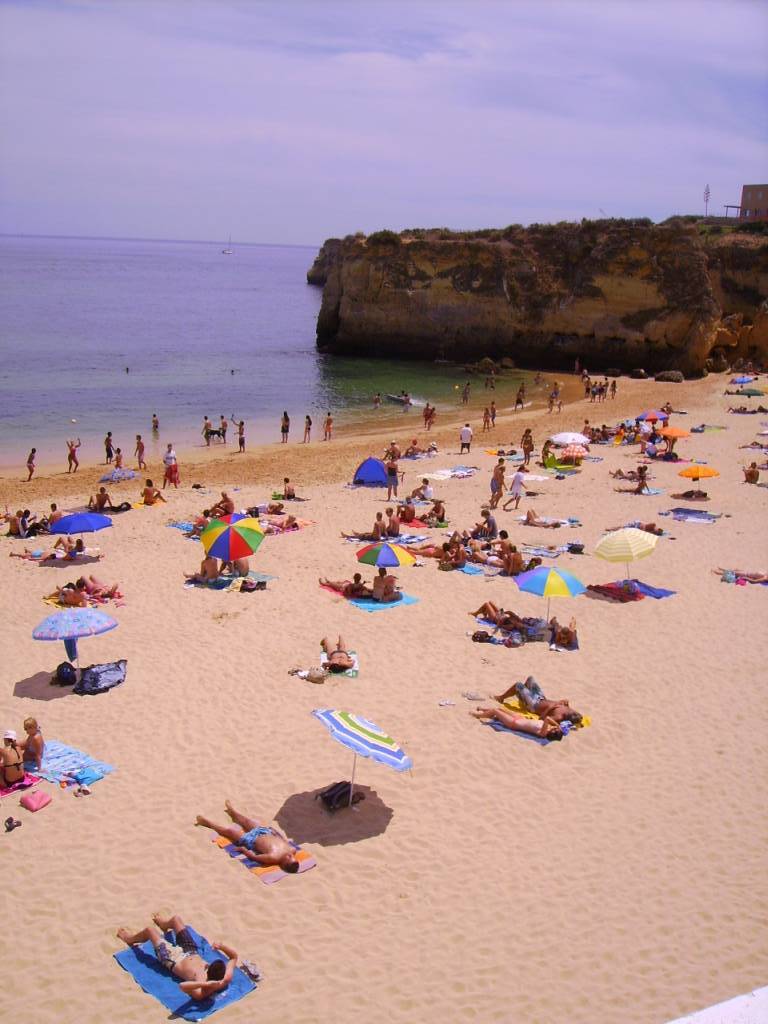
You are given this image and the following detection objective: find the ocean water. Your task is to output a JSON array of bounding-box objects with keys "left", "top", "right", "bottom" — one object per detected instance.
[{"left": 0, "top": 235, "right": 535, "bottom": 468}]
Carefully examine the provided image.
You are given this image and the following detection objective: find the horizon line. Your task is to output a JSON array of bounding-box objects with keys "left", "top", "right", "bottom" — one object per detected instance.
[{"left": 0, "top": 231, "right": 320, "bottom": 249}]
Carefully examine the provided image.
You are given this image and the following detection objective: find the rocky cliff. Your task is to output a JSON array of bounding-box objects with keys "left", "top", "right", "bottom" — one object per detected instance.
[{"left": 308, "top": 222, "right": 768, "bottom": 375}]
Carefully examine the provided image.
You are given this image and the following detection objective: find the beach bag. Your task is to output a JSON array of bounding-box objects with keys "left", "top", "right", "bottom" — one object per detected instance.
[
  {"left": 20, "top": 791, "right": 51, "bottom": 813},
  {"left": 53, "top": 662, "right": 76, "bottom": 687},
  {"left": 471, "top": 630, "right": 492, "bottom": 643},
  {"left": 567, "top": 542, "right": 585, "bottom": 554},
  {"left": 315, "top": 780, "right": 364, "bottom": 813},
  {"left": 72, "top": 766, "right": 104, "bottom": 786}
]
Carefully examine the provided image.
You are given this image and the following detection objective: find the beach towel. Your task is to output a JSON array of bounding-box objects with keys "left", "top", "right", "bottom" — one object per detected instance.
[
  {"left": 458, "top": 563, "right": 484, "bottom": 575},
  {"left": 660, "top": 508, "right": 721, "bottom": 523},
  {"left": 515, "top": 515, "right": 582, "bottom": 528},
  {"left": 348, "top": 593, "right": 419, "bottom": 612},
  {"left": 114, "top": 924, "right": 255, "bottom": 1021},
  {"left": 587, "top": 582, "right": 645, "bottom": 602},
  {"left": 35, "top": 740, "right": 115, "bottom": 785},
  {"left": 521, "top": 545, "right": 567, "bottom": 558},
  {"left": 184, "top": 571, "right": 274, "bottom": 591},
  {"left": 638, "top": 487, "right": 663, "bottom": 496},
  {"left": 631, "top": 580, "right": 676, "bottom": 599},
  {"left": 501, "top": 694, "right": 592, "bottom": 729},
  {"left": 213, "top": 835, "right": 317, "bottom": 884},
  {"left": 167, "top": 521, "right": 199, "bottom": 537},
  {"left": 73, "top": 660, "right": 127, "bottom": 696},
  {"left": 319, "top": 650, "right": 359, "bottom": 677},
  {"left": 0, "top": 772, "right": 40, "bottom": 796},
  {"left": 483, "top": 719, "right": 551, "bottom": 745}
]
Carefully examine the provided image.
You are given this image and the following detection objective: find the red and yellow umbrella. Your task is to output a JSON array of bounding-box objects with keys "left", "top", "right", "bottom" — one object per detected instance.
[{"left": 201, "top": 513, "right": 265, "bottom": 559}]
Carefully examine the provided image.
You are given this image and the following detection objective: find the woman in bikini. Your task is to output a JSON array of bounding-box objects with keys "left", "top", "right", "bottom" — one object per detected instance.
[
  {"left": 1, "top": 730, "right": 25, "bottom": 786},
  {"left": 66, "top": 438, "right": 81, "bottom": 473},
  {"left": 470, "top": 601, "right": 527, "bottom": 631},
  {"left": 319, "top": 574, "right": 372, "bottom": 598},
  {"left": 469, "top": 706, "right": 564, "bottom": 741},
  {"left": 321, "top": 635, "right": 355, "bottom": 672}
]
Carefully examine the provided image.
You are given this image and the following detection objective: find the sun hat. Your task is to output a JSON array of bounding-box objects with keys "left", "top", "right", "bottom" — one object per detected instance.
[{"left": 4, "top": 729, "right": 17, "bottom": 741}]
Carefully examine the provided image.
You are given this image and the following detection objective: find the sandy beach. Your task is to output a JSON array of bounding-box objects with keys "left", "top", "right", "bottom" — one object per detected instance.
[{"left": 2, "top": 374, "right": 767, "bottom": 1024}]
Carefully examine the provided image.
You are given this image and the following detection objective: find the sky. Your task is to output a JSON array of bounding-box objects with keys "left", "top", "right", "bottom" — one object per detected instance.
[{"left": 0, "top": 0, "right": 766, "bottom": 245}]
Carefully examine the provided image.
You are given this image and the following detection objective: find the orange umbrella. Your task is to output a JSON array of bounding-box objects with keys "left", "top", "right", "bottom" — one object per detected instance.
[
  {"left": 659, "top": 426, "right": 690, "bottom": 439},
  {"left": 678, "top": 466, "right": 719, "bottom": 481}
]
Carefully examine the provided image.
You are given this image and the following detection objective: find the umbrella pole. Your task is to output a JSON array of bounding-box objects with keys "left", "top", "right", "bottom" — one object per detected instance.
[
  {"left": 349, "top": 752, "right": 357, "bottom": 806},
  {"left": 546, "top": 597, "right": 551, "bottom": 621}
]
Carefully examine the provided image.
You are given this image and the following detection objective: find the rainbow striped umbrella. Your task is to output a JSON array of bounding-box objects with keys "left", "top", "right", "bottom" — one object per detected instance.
[
  {"left": 312, "top": 709, "right": 412, "bottom": 807},
  {"left": 201, "top": 513, "right": 264, "bottom": 560},
  {"left": 356, "top": 542, "right": 415, "bottom": 567},
  {"left": 637, "top": 409, "right": 669, "bottom": 422},
  {"left": 514, "top": 565, "right": 585, "bottom": 619}
]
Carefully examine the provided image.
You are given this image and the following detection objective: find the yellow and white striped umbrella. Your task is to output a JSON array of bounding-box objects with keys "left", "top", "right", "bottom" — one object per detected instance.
[{"left": 594, "top": 528, "right": 658, "bottom": 578}]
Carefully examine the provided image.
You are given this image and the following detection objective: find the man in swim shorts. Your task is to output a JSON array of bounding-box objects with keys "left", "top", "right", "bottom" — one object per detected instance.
[
  {"left": 195, "top": 801, "right": 300, "bottom": 871},
  {"left": 117, "top": 912, "right": 237, "bottom": 1001}
]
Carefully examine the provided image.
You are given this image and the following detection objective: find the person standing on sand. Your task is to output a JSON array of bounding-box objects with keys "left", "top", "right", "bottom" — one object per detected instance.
[
  {"left": 490, "top": 401, "right": 497, "bottom": 427},
  {"left": 303, "top": 415, "right": 312, "bottom": 443},
  {"left": 163, "top": 444, "right": 179, "bottom": 489},
  {"left": 462, "top": 381, "right": 471, "bottom": 405},
  {"left": 489, "top": 458, "right": 506, "bottom": 509},
  {"left": 280, "top": 411, "right": 290, "bottom": 443},
  {"left": 231, "top": 417, "right": 245, "bottom": 452},
  {"left": 503, "top": 468, "right": 526, "bottom": 510},
  {"left": 134, "top": 435, "right": 146, "bottom": 470},
  {"left": 26, "top": 448, "right": 36, "bottom": 481},
  {"left": 104, "top": 431, "right": 114, "bottom": 464},
  {"left": 514, "top": 384, "right": 525, "bottom": 410},
  {"left": 67, "top": 437, "right": 81, "bottom": 473},
  {"left": 521, "top": 429, "right": 534, "bottom": 468},
  {"left": 386, "top": 457, "right": 399, "bottom": 501},
  {"left": 323, "top": 412, "right": 333, "bottom": 441},
  {"left": 459, "top": 423, "right": 473, "bottom": 454},
  {"left": 482, "top": 407, "right": 491, "bottom": 433}
]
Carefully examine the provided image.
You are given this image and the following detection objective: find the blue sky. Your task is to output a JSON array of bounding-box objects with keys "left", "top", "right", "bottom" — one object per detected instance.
[{"left": 0, "top": 0, "right": 766, "bottom": 244}]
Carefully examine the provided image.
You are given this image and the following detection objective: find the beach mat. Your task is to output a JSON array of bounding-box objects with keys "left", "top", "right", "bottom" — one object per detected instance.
[
  {"left": 458, "top": 563, "right": 484, "bottom": 575},
  {"left": 184, "top": 571, "right": 275, "bottom": 591},
  {"left": 114, "top": 924, "right": 255, "bottom": 1021},
  {"left": 35, "top": 740, "right": 115, "bottom": 785},
  {"left": 213, "top": 835, "right": 316, "bottom": 884},
  {"left": 660, "top": 508, "right": 721, "bottom": 523},
  {"left": 483, "top": 719, "right": 550, "bottom": 745},
  {"left": 349, "top": 593, "right": 419, "bottom": 612},
  {"left": 501, "top": 694, "right": 591, "bottom": 729}
]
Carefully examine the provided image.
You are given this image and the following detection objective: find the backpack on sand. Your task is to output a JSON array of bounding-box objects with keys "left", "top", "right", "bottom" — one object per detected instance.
[
  {"left": 53, "top": 662, "right": 77, "bottom": 686},
  {"left": 315, "top": 780, "right": 365, "bottom": 813}
]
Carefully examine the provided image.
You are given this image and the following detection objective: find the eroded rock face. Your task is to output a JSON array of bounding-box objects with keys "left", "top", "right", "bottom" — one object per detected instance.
[{"left": 311, "top": 223, "right": 768, "bottom": 374}]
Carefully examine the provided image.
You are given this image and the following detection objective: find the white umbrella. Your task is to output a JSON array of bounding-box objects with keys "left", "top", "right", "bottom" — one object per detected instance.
[{"left": 550, "top": 432, "right": 589, "bottom": 446}]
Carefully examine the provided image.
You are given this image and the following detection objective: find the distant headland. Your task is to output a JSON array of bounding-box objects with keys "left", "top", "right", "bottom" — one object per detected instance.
[{"left": 307, "top": 219, "right": 768, "bottom": 377}]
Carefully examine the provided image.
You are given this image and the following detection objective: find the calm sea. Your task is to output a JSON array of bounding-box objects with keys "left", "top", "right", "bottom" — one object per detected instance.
[{"left": 0, "top": 235, "right": 535, "bottom": 469}]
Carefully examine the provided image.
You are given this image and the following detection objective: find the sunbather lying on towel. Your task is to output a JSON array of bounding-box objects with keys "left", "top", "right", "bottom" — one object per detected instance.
[
  {"left": 469, "top": 706, "right": 564, "bottom": 740},
  {"left": 44, "top": 582, "right": 89, "bottom": 606},
  {"left": 319, "top": 573, "right": 372, "bottom": 598},
  {"left": 523, "top": 508, "right": 562, "bottom": 528},
  {"left": 117, "top": 912, "right": 237, "bottom": 1000},
  {"left": 321, "top": 635, "right": 356, "bottom": 672},
  {"left": 184, "top": 555, "right": 220, "bottom": 583},
  {"left": 470, "top": 602, "right": 529, "bottom": 631},
  {"left": 605, "top": 521, "right": 663, "bottom": 535},
  {"left": 610, "top": 468, "right": 648, "bottom": 481},
  {"left": 341, "top": 512, "right": 385, "bottom": 542},
  {"left": 76, "top": 575, "right": 123, "bottom": 598},
  {"left": 263, "top": 514, "right": 298, "bottom": 533},
  {"left": 195, "top": 801, "right": 300, "bottom": 871},
  {"left": 550, "top": 617, "right": 578, "bottom": 648},
  {"left": 494, "top": 676, "right": 583, "bottom": 726},
  {"left": 10, "top": 539, "right": 100, "bottom": 562},
  {"left": 713, "top": 568, "right": 767, "bottom": 583}
]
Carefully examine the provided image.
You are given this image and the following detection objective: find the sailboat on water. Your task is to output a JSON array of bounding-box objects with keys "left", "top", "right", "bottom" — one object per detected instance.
[{"left": 221, "top": 235, "right": 233, "bottom": 255}]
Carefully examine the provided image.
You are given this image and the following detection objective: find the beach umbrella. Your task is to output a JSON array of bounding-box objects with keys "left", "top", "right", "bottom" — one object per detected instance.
[
  {"left": 356, "top": 542, "right": 416, "bottom": 567},
  {"left": 637, "top": 409, "right": 669, "bottom": 422},
  {"left": 736, "top": 388, "right": 765, "bottom": 397},
  {"left": 595, "top": 528, "right": 658, "bottom": 579},
  {"left": 678, "top": 465, "right": 720, "bottom": 483},
  {"left": 201, "top": 513, "right": 264, "bottom": 560},
  {"left": 312, "top": 708, "right": 412, "bottom": 807},
  {"left": 49, "top": 512, "right": 112, "bottom": 535},
  {"left": 731, "top": 376, "right": 755, "bottom": 385},
  {"left": 32, "top": 608, "right": 118, "bottom": 674},
  {"left": 550, "top": 432, "right": 590, "bottom": 446},
  {"left": 514, "top": 566, "right": 586, "bottom": 619},
  {"left": 659, "top": 426, "right": 690, "bottom": 439},
  {"left": 561, "top": 444, "right": 588, "bottom": 461}
]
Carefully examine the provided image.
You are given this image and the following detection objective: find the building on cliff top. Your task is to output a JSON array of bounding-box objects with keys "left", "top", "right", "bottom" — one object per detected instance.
[{"left": 725, "top": 184, "right": 768, "bottom": 221}]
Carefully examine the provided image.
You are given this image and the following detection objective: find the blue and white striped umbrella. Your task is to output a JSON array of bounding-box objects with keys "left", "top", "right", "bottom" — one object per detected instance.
[{"left": 313, "top": 709, "right": 412, "bottom": 806}]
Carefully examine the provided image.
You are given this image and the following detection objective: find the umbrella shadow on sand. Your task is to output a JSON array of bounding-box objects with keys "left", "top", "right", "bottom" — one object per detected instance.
[
  {"left": 13, "top": 671, "right": 70, "bottom": 701},
  {"left": 275, "top": 786, "right": 394, "bottom": 846}
]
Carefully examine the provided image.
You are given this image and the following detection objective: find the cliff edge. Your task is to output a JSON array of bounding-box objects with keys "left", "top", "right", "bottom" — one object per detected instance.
[{"left": 308, "top": 221, "right": 768, "bottom": 374}]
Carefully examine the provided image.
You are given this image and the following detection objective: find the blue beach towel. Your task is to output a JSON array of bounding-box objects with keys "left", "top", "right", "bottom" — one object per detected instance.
[
  {"left": 639, "top": 487, "right": 663, "bottom": 496},
  {"left": 114, "top": 925, "right": 255, "bottom": 1021},
  {"left": 660, "top": 508, "right": 721, "bottom": 523},
  {"left": 458, "top": 563, "right": 484, "bottom": 575},
  {"left": 348, "top": 593, "right": 419, "bottom": 612},
  {"left": 483, "top": 720, "right": 551, "bottom": 745},
  {"left": 36, "top": 740, "right": 115, "bottom": 785},
  {"left": 629, "top": 580, "right": 676, "bottom": 599},
  {"left": 184, "top": 572, "right": 275, "bottom": 590}
]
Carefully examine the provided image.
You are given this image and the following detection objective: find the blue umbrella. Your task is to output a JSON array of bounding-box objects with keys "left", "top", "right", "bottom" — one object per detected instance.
[
  {"left": 33, "top": 609, "right": 118, "bottom": 674},
  {"left": 312, "top": 709, "right": 412, "bottom": 806},
  {"left": 50, "top": 512, "right": 112, "bottom": 535}
]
